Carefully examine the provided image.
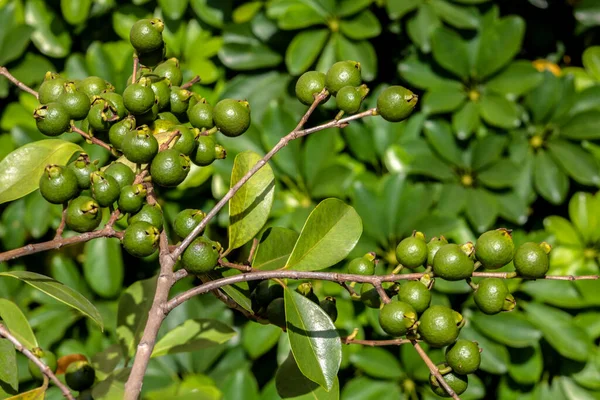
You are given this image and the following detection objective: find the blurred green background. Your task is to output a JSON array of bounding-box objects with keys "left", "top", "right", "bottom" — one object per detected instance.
[{"left": 1, "top": 0, "right": 600, "bottom": 399}]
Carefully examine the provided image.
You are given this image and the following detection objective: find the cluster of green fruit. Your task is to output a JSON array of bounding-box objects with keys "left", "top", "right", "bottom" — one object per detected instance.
[
  {"left": 346, "top": 229, "right": 552, "bottom": 397},
  {"left": 27, "top": 348, "right": 95, "bottom": 398},
  {"left": 294, "top": 60, "right": 418, "bottom": 121}
]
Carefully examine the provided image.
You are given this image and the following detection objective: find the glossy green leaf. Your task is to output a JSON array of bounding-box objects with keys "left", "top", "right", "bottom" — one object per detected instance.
[
  {"left": 338, "top": 0, "right": 372, "bottom": 17},
  {"left": 276, "top": 4, "right": 326, "bottom": 29},
  {"left": 470, "top": 311, "right": 542, "bottom": 348},
  {"left": 486, "top": 61, "right": 543, "bottom": 98},
  {"left": 497, "top": 192, "right": 528, "bottom": 225},
  {"left": 548, "top": 140, "right": 600, "bottom": 186},
  {"left": 525, "top": 71, "right": 563, "bottom": 124},
  {"left": 544, "top": 216, "right": 583, "bottom": 247},
  {"left": 152, "top": 319, "right": 236, "bottom": 357},
  {"left": 508, "top": 343, "right": 543, "bottom": 385},
  {"left": 349, "top": 347, "right": 403, "bottom": 379},
  {"left": 111, "top": 5, "right": 151, "bottom": 41},
  {"left": 336, "top": 36, "right": 377, "bottom": 82},
  {"left": 0, "top": 299, "right": 37, "bottom": 350},
  {"left": 222, "top": 369, "right": 260, "bottom": 400},
  {"left": 242, "top": 322, "right": 281, "bottom": 359},
  {"left": 437, "top": 183, "right": 466, "bottom": 215},
  {"left": 253, "top": 227, "right": 299, "bottom": 270},
  {"left": 522, "top": 302, "right": 592, "bottom": 362},
  {"left": 0, "top": 24, "right": 33, "bottom": 66},
  {"left": 452, "top": 101, "right": 480, "bottom": 140},
  {"left": 211, "top": 268, "right": 254, "bottom": 312},
  {"left": 284, "top": 198, "right": 362, "bottom": 271},
  {"left": 341, "top": 376, "right": 402, "bottom": 400},
  {"left": 431, "top": 25, "right": 470, "bottom": 80},
  {"left": 560, "top": 111, "right": 600, "bottom": 140},
  {"left": 228, "top": 151, "right": 275, "bottom": 251},
  {"left": 275, "top": 352, "right": 339, "bottom": 399},
  {"left": 25, "top": 0, "right": 72, "bottom": 58},
  {"left": 339, "top": 10, "right": 381, "bottom": 40},
  {"left": 117, "top": 277, "right": 157, "bottom": 358},
  {"left": 0, "top": 140, "right": 82, "bottom": 204},
  {"left": 534, "top": 150, "right": 570, "bottom": 205},
  {"left": 583, "top": 46, "right": 600, "bottom": 81},
  {"left": 0, "top": 271, "right": 103, "bottom": 330},
  {"left": 423, "top": 119, "right": 464, "bottom": 167},
  {"left": 398, "top": 55, "right": 463, "bottom": 91},
  {"left": 407, "top": 4, "right": 440, "bottom": 53},
  {"left": 465, "top": 188, "right": 498, "bottom": 232},
  {"left": 477, "top": 160, "right": 520, "bottom": 188},
  {"left": 478, "top": 93, "right": 521, "bottom": 129},
  {"left": 83, "top": 238, "right": 124, "bottom": 299},
  {"left": 219, "top": 25, "right": 282, "bottom": 71},
  {"left": 284, "top": 288, "right": 341, "bottom": 390},
  {"left": 0, "top": 339, "right": 17, "bottom": 392},
  {"left": 430, "top": 0, "right": 479, "bottom": 29},
  {"left": 286, "top": 29, "right": 329, "bottom": 76},
  {"left": 461, "top": 324, "right": 509, "bottom": 374},
  {"left": 60, "top": 0, "right": 91, "bottom": 25},
  {"left": 421, "top": 88, "right": 466, "bottom": 115},
  {"left": 568, "top": 192, "right": 600, "bottom": 243},
  {"left": 158, "top": 0, "right": 188, "bottom": 20},
  {"left": 475, "top": 16, "right": 525, "bottom": 79}
]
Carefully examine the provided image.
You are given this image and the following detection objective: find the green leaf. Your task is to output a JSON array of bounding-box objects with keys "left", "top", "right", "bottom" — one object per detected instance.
[
  {"left": 284, "top": 198, "right": 362, "bottom": 271},
  {"left": 158, "top": 0, "right": 188, "bottom": 20},
  {"left": 461, "top": 324, "right": 509, "bottom": 374},
  {"left": 430, "top": 0, "right": 479, "bottom": 29},
  {"left": 534, "top": 150, "right": 570, "bottom": 205},
  {"left": 544, "top": 216, "right": 583, "bottom": 247},
  {"left": 575, "top": 312, "right": 600, "bottom": 340},
  {"left": 407, "top": 4, "right": 440, "bottom": 53},
  {"left": 286, "top": 29, "right": 329, "bottom": 76},
  {"left": 111, "top": 5, "right": 151, "bottom": 41},
  {"left": 0, "top": 139, "right": 83, "bottom": 204},
  {"left": 398, "top": 55, "right": 463, "bottom": 91},
  {"left": 6, "top": 385, "right": 46, "bottom": 400},
  {"left": 437, "top": 183, "right": 466, "bottom": 215},
  {"left": 478, "top": 93, "right": 521, "bottom": 129},
  {"left": 423, "top": 119, "right": 464, "bottom": 167},
  {"left": 569, "top": 192, "right": 600, "bottom": 244},
  {"left": 475, "top": 16, "right": 525, "bottom": 79},
  {"left": 0, "top": 24, "right": 33, "bottom": 66},
  {"left": 276, "top": 4, "right": 326, "bottom": 29},
  {"left": 470, "top": 311, "right": 542, "bottom": 348},
  {"left": 339, "top": 10, "right": 381, "bottom": 40},
  {"left": 431, "top": 26, "right": 470, "bottom": 80},
  {"left": 222, "top": 369, "right": 260, "bottom": 400},
  {"left": 0, "top": 271, "right": 103, "bottom": 330},
  {"left": 284, "top": 288, "right": 341, "bottom": 390},
  {"left": 485, "top": 61, "right": 543, "bottom": 98},
  {"left": 275, "top": 352, "right": 339, "bottom": 399},
  {"left": 211, "top": 268, "right": 254, "bottom": 312},
  {"left": 233, "top": 2, "right": 263, "bottom": 23},
  {"left": 338, "top": 0, "right": 372, "bottom": 17},
  {"left": 522, "top": 302, "right": 592, "bottom": 362},
  {"left": 60, "top": 0, "right": 91, "bottom": 25},
  {"left": 0, "top": 339, "right": 17, "bottom": 392},
  {"left": 349, "top": 347, "right": 403, "bottom": 379},
  {"left": 497, "top": 192, "right": 528, "bottom": 225},
  {"left": 228, "top": 151, "right": 275, "bottom": 251},
  {"left": 83, "top": 238, "right": 124, "bottom": 299},
  {"left": 117, "top": 277, "right": 156, "bottom": 358},
  {"left": 152, "top": 319, "right": 236, "bottom": 357},
  {"left": 25, "top": 0, "right": 72, "bottom": 58},
  {"left": 190, "top": 0, "right": 231, "bottom": 28},
  {"left": 219, "top": 25, "right": 282, "bottom": 71},
  {"left": 386, "top": 0, "right": 419, "bottom": 20},
  {"left": 242, "top": 322, "right": 281, "bottom": 359},
  {"left": 253, "top": 227, "right": 299, "bottom": 271},
  {"left": 548, "top": 140, "right": 600, "bottom": 186},
  {"left": 525, "top": 71, "right": 563, "bottom": 124},
  {"left": 421, "top": 88, "right": 466, "bottom": 115},
  {"left": 560, "top": 111, "right": 600, "bottom": 140},
  {"left": 336, "top": 36, "right": 377, "bottom": 82},
  {"left": 465, "top": 188, "right": 498, "bottom": 232},
  {"left": 91, "top": 368, "right": 130, "bottom": 400},
  {"left": 477, "top": 160, "right": 520, "bottom": 188},
  {"left": 24, "top": 190, "right": 58, "bottom": 239},
  {"left": 508, "top": 343, "right": 543, "bottom": 385},
  {"left": 85, "top": 41, "right": 118, "bottom": 85},
  {"left": 583, "top": 46, "right": 600, "bottom": 81},
  {"left": 452, "top": 101, "right": 480, "bottom": 140},
  {"left": 0, "top": 299, "right": 37, "bottom": 350},
  {"left": 341, "top": 376, "right": 402, "bottom": 400}
]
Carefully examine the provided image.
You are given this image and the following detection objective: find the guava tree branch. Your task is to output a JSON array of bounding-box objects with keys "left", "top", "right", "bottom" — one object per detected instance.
[
  {"left": 0, "top": 66, "right": 39, "bottom": 98},
  {"left": 0, "top": 324, "right": 74, "bottom": 400},
  {"left": 70, "top": 124, "right": 115, "bottom": 154},
  {"left": 412, "top": 340, "right": 460, "bottom": 400}
]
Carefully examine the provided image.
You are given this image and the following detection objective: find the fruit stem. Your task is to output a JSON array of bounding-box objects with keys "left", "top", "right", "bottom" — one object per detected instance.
[{"left": 54, "top": 203, "right": 68, "bottom": 239}]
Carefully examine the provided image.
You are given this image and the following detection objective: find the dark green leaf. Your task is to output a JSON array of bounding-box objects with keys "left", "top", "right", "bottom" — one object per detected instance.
[
  {"left": 349, "top": 347, "right": 403, "bottom": 379},
  {"left": 485, "top": 61, "right": 543, "bottom": 98},
  {"left": 431, "top": 0, "right": 479, "bottom": 29},
  {"left": 260, "top": 101, "right": 301, "bottom": 179},
  {"left": 437, "top": 183, "right": 466, "bottom": 215},
  {"left": 338, "top": 0, "right": 372, "bottom": 17},
  {"left": 284, "top": 198, "right": 362, "bottom": 271},
  {"left": 534, "top": 150, "right": 570, "bottom": 205},
  {"left": 477, "top": 160, "right": 520, "bottom": 188},
  {"left": 475, "top": 16, "right": 525, "bottom": 79},
  {"left": 242, "top": 322, "right": 281, "bottom": 359},
  {"left": 0, "top": 271, "right": 103, "bottom": 330},
  {"left": 60, "top": 0, "right": 91, "bottom": 25},
  {"left": 341, "top": 376, "right": 402, "bottom": 400},
  {"left": 583, "top": 46, "right": 600, "bottom": 81},
  {"left": 116, "top": 277, "right": 156, "bottom": 358},
  {"left": 386, "top": 0, "right": 420, "bottom": 20},
  {"left": 253, "top": 227, "right": 299, "bottom": 271},
  {"left": 336, "top": 36, "right": 377, "bottom": 81},
  {"left": 277, "top": 4, "right": 326, "bottom": 29},
  {"left": 0, "top": 298, "right": 37, "bottom": 350},
  {"left": 497, "top": 192, "right": 528, "bottom": 225},
  {"left": 222, "top": 369, "right": 260, "bottom": 400},
  {"left": 24, "top": 190, "right": 57, "bottom": 239},
  {"left": 421, "top": 88, "right": 466, "bottom": 115},
  {"left": 212, "top": 268, "right": 254, "bottom": 313},
  {"left": 158, "top": 0, "right": 188, "bottom": 20},
  {"left": 544, "top": 216, "right": 583, "bottom": 247},
  {"left": 0, "top": 339, "right": 17, "bottom": 392},
  {"left": 470, "top": 311, "right": 542, "bottom": 348},
  {"left": 548, "top": 140, "right": 600, "bottom": 186},
  {"left": 423, "top": 119, "right": 464, "bottom": 166},
  {"left": 152, "top": 319, "right": 236, "bottom": 357},
  {"left": 275, "top": 352, "right": 339, "bottom": 399},
  {"left": 91, "top": 344, "right": 123, "bottom": 380},
  {"left": 431, "top": 26, "right": 470, "bottom": 80},
  {"left": 228, "top": 151, "right": 275, "bottom": 251},
  {"left": 83, "top": 238, "right": 124, "bottom": 299},
  {"left": 286, "top": 29, "right": 329, "bottom": 76},
  {"left": 465, "top": 188, "right": 498, "bottom": 232},
  {"left": 407, "top": 4, "right": 440, "bottom": 53},
  {"left": 575, "top": 312, "right": 600, "bottom": 340},
  {"left": 523, "top": 280, "right": 592, "bottom": 309},
  {"left": 284, "top": 288, "right": 341, "bottom": 390},
  {"left": 0, "top": 24, "right": 33, "bottom": 66},
  {"left": 568, "top": 192, "right": 600, "bottom": 244},
  {"left": 342, "top": 121, "right": 378, "bottom": 164},
  {"left": 461, "top": 324, "right": 509, "bottom": 374},
  {"left": 219, "top": 25, "right": 282, "bottom": 70},
  {"left": 398, "top": 55, "right": 463, "bottom": 91},
  {"left": 561, "top": 111, "right": 600, "bottom": 140},
  {"left": 111, "top": 5, "right": 151, "bottom": 41},
  {"left": 525, "top": 71, "right": 563, "bottom": 124},
  {"left": 190, "top": 0, "right": 231, "bottom": 28},
  {"left": 25, "top": 0, "right": 72, "bottom": 58},
  {"left": 508, "top": 343, "right": 543, "bottom": 385},
  {"left": 478, "top": 93, "right": 521, "bottom": 129},
  {"left": 233, "top": 2, "right": 263, "bottom": 23},
  {"left": 91, "top": 368, "right": 130, "bottom": 400},
  {"left": 452, "top": 101, "right": 480, "bottom": 140},
  {"left": 339, "top": 10, "right": 381, "bottom": 40}
]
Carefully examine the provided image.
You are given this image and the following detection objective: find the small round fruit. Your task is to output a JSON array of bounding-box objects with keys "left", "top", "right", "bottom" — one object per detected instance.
[
  {"left": 154, "top": 58, "right": 183, "bottom": 86},
  {"left": 513, "top": 242, "right": 549, "bottom": 279},
  {"left": 192, "top": 134, "right": 222, "bottom": 166},
  {"left": 122, "top": 221, "right": 160, "bottom": 257},
  {"left": 188, "top": 101, "right": 214, "bottom": 130},
  {"left": 130, "top": 18, "right": 164, "bottom": 54},
  {"left": 429, "top": 370, "right": 468, "bottom": 397},
  {"left": 77, "top": 76, "right": 109, "bottom": 99},
  {"left": 171, "top": 125, "right": 197, "bottom": 155},
  {"left": 150, "top": 149, "right": 190, "bottom": 187},
  {"left": 336, "top": 86, "right": 363, "bottom": 114},
  {"left": 123, "top": 81, "right": 156, "bottom": 115},
  {"left": 150, "top": 77, "right": 171, "bottom": 110},
  {"left": 432, "top": 244, "right": 474, "bottom": 281},
  {"left": 296, "top": 282, "right": 319, "bottom": 303},
  {"left": 118, "top": 184, "right": 147, "bottom": 213},
  {"left": 295, "top": 71, "right": 327, "bottom": 105},
  {"left": 39, "top": 165, "right": 79, "bottom": 204},
  {"left": 377, "top": 86, "right": 418, "bottom": 122},
  {"left": 34, "top": 102, "right": 71, "bottom": 136},
  {"left": 157, "top": 111, "right": 180, "bottom": 123},
  {"left": 475, "top": 229, "right": 515, "bottom": 270},
  {"left": 135, "top": 101, "right": 159, "bottom": 126},
  {"left": 87, "top": 100, "right": 114, "bottom": 132},
  {"left": 77, "top": 389, "right": 94, "bottom": 400},
  {"left": 325, "top": 61, "right": 362, "bottom": 95},
  {"left": 347, "top": 253, "right": 375, "bottom": 275},
  {"left": 445, "top": 339, "right": 481, "bottom": 375},
  {"left": 105, "top": 162, "right": 135, "bottom": 189},
  {"left": 90, "top": 171, "right": 120, "bottom": 207},
  {"left": 66, "top": 196, "right": 102, "bottom": 233},
  {"left": 58, "top": 89, "right": 91, "bottom": 120},
  {"left": 398, "top": 281, "right": 431, "bottom": 314},
  {"left": 396, "top": 236, "right": 428, "bottom": 269},
  {"left": 213, "top": 99, "right": 251, "bottom": 137},
  {"left": 68, "top": 153, "right": 98, "bottom": 190},
  {"left": 379, "top": 300, "right": 417, "bottom": 337},
  {"left": 474, "top": 278, "right": 510, "bottom": 315},
  {"left": 173, "top": 209, "right": 206, "bottom": 239},
  {"left": 122, "top": 126, "right": 159, "bottom": 164},
  {"left": 427, "top": 236, "right": 448, "bottom": 267},
  {"left": 65, "top": 361, "right": 96, "bottom": 392},
  {"left": 320, "top": 297, "right": 338, "bottom": 322},
  {"left": 267, "top": 297, "right": 286, "bottom": 328},
  {"left": 360, "top": 283, "right": 381, "bottom": 309},
  {"left": 138, "top": 45, "right": 166, "bottom": 68},
  {"left": 28, "top": 348, "right": 57, "bottom": 381},
  {"left": 128, "top": 203, "right": 163, "bottom": 231},
  {"left": 169, "top": 87, "right": 192, "bottom": 117},
  {"left": 100, "top": 91, "right": 127, "bottom": 119},
  {"left": 418, "top": 305, "right": 462, "bottom": 347},
  {"left": 39, "top": 73, "right": 67, "bottom": 104},
  {"left": 181, "top": 236, "right": 221, "bottom": 274}
]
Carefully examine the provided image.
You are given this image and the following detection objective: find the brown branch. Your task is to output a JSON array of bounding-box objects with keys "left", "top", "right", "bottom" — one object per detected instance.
[
  {"left": 219, "top": 259, "right": 252, "bottom": 272},
  {"left": 132, "top": 55, "right": 139, "bottom": 85},
  {"left": 375, "top": 283, "right": 392, "bottom": 304},
  {"left": 343, "top": 337, "right": 412, "bottom": 346},
  {"left": 0, "top": 324, "right": 74, "bottom": 400},
  {"left": 54, "top": 204, "right": 68, "bottom": 239},
  {"left": 70, "top": 124, "right": 114, "bottom": 153},
  {"left": 180, "top": 75, "right": 200, "bottom": 90},
  {"left": 0, "top": 66, "right": 39, "bottom": 98},
  {"left": 160, "top": 129, "right": 181, "bottom": 151},
  {"left": 198, "top": 275, "right": 258, "bottom": 321},
  {"left": 248, "top": 238, "right": 259, "bottom": 264},
  {"left": 412, "top": 340, "right": 460, "bottom": 400}
]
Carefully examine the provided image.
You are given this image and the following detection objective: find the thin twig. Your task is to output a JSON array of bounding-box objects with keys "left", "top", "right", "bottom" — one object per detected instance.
[
  {"left": 54, "top": 204, "right": 68, "bottom": 239},
  {"left": 160, "top": 129, "right": 181, "bottom": 151},
  {"left": 198, "top": 275, "right": 258, "bottom": 321},
  {"left": 340, "top": 282, "right": 358, "bottom": 297},
  {"left": 132, "top": 55, "right": 139, "bottom": 84},
  {"left": 180, "top": 75, "right": 200, "bottom": 90},
  {"left": 70, "top": 124, "right": 114, "bottom": 153},
  {"left": 0, "top": 66, "right": 39, "bottom": 98},
  {"left": 375, "top": 283, "right": 391, "bottom": 304},
  {"left": 0, "top": 324, "right": 74, "bottom": 400},
  {"left": 412, "top": 340, "right": 460, "bottom": 400},
  {"left": 248, "top": 238, "right": 259, "bottom": 264},
  {"left": 219, "top": 259, "right": 252, "bottom": 272},
  {"left": 344, "top": 337, "right": 411, "bottom": 346}
]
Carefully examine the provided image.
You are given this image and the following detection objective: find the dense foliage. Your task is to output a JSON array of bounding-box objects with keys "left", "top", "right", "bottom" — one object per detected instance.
[{"left": 1, "top": 1, "right": 600, "bottom": 399}]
